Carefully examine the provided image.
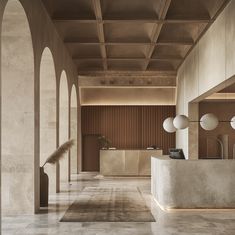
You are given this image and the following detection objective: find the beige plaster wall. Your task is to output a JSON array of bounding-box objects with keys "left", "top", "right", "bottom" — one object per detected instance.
[
  {"left": 176, "top": 0, "right": 235, "bottom": 159},
  {"left": 0, "top": 0, "right": 80, "bottom": 216},
  {"left": 77, "top": 104, "right": 82, "bottom": 172},
  {"left": 80, "top": 87, "right": 176, "bottom": 106},
  {"left": 59, "top": 72, "right": 69, "bottom": 183},
  {"left": 1, "top": 0, "right": 34, "bottom": 215},
  {"left": 151, "top": 156, "right": 235, "bottom": 209},
  {"left": 70, "top": 86, "right": 78, "bottom": 174},
  {"left": 40, "top": 47, "right": 57, "bottom": 195}
]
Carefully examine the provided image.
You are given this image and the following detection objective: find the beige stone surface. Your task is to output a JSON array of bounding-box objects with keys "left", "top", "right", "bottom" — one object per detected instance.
[
  {"left": 198, "top": 10, "right": 226, "bottom": 96},
  {"left": 226, "top": 0, "right": 235, "bottom": 78},
  {"left": 59, "top": 72, "right": 69, "bottom": 183},
  {"left": 176, "top": 1, "right": 235, "bottom": 159},
  {"left": 0, "top": 0, "right": 80, "bottom": 215},
  {"left": 184, "top": 45, "right": 199, "bottom": 102},
  {"left": 188, "top": 103, "right": 199, "bottom": 160},
  {"left": 151, "top": 156, "right": 235, "bottom": 209},
  {"left": 100, "top": 150, "right": 162, "bottom": 176},
  {"left": 40, "top": 47, "right": 57, "bottom": 195},
  {"left": 124, "top": 150, "right": 139, "bottom": 175},
  {"left": 100, "top": 150, "right": 125, "bottom": 175},
  {"left": 139, "top": 151, "right": 153, "bottom": 176},
  {"left": 80, "top": 87, "right": 176, "bottom": 106},
  {"left": 3, "top": 172, "right": 235, "bottom": 235},
  {"left": 1, "top": 0, "right": 34, "bottom": 216},
  {"left": 70, "top": 85, "right": 78, "bottom": 174}
]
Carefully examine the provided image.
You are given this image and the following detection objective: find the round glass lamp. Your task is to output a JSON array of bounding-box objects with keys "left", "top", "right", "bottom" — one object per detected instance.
[
  {"left": 163, "top": 117, "right": 177, "bottom": 133},
  {"left": 173, "top": 115, "right": 189, "bottom": 129},
  {"left": 200, "top": 113, "right": 219, "bottom": 131},
  {"left": 230, "top": 116, "right": 235, "bottom": 129}
]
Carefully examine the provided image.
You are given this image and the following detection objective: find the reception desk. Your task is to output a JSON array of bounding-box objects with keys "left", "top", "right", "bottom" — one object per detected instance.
[
  {"left": 100, "top": 149, "right": 162, "bottom": 176},
  {"left": 151, "top": 156, "right": 235, "bottom": 210}
]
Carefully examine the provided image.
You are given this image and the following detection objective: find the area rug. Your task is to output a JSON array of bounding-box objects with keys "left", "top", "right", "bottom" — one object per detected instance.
[{"left": 60, "top": 187, "right": 155, "bottom": 222}]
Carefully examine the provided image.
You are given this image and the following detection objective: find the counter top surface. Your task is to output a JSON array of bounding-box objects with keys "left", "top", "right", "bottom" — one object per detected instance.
[
  {"left": 151, "top": 154, "right": 235, "bottom": 209},
  {"left": 100, "top": 149, "right": 161, "bottom": 151},
  {"left": 100, "top": 149, "right": 162, "bottom": 176},
  {"left": 151, "top": 155, "right": 235, "bottom": 161}
]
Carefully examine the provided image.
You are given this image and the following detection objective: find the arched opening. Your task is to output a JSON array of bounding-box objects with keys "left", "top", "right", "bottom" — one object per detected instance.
[
  {"left": 70, "top": 85, "right": 78, "bottom": 175},
  {"left": 40, "top": 47, "right": 58, "bottom": 195},
  {"left": 59, "top": 71, "right": 69, "bottom": 185},
  {"left": 1, "top": 0, "right": 35, "bottom": 215}
]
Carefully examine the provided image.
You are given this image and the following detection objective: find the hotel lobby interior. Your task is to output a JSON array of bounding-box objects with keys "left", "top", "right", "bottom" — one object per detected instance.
[{"left": 2, "top": 0, "right": 235, "bottom": 234}]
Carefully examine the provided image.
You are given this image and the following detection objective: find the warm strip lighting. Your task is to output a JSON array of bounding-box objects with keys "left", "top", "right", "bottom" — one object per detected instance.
[
  {"left": 153, "top": 198, "right": 235, "bottom": 212},
  {"left": 205, "top": 93, "right": 235, "bottom": 100}
]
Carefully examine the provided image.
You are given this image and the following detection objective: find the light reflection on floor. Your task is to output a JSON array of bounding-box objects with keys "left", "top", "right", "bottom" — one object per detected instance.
[{"left": 2, "top": 172, "right": 235, "bottom": 235}]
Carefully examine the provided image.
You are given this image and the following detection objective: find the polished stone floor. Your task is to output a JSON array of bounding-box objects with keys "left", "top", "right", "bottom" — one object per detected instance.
[
  {"left": 2, "top": 172, "right": 235, "bottom": 235},
  {"left": 61, "top": 186, "right": 155, "bottom": 222}
]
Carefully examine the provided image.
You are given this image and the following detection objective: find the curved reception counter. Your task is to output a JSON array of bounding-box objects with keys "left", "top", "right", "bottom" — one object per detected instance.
[
  {"left": 100, "top": 149, "right": 162, "bottom": 176},
  {"left": 151, "top": 156, "right": 235, "bottom": 210}
]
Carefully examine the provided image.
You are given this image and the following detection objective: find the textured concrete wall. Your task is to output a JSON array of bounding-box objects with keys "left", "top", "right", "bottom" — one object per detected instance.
[
  {"left": 59, "top": 72, "right": 69, "bottom": 183},
  {"left": 0, "top": 0, "right": 80, "bottom": 216},
  {"left": 70, "top": 86, "right": 78, "bottom": 174},
  {"left": 81, "top": 87, "right": 176, "bottom": 105},
  {"left": 151, "top": 156, "right": 235, "bottom": 209},
  {"left": 40, "top": 47, "right": 57, "bottom": 194},
  {"left": 1, "top": 0, "right": 34, "bottom": 215},
  {"left": 176, "top": 0, "right": 235, "bottom": 158},
  {"left": 77, "top": 104, "right": 82, "bottom": 172}
]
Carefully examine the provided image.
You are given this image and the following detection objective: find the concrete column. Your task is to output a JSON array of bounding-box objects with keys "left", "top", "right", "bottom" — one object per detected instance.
[
  {"left": 70, "top": 86, "right": 78, "bottom": 174},
  {"left": 1, "top": 0, "right": 35, "bottom": 215},
  {"left": 188, "top": 102, "right": 199, "bottom": 159},
  {"left": 40, "top": 47, "right": 57, "bottom": 195},
  {"left": 59, "top": 71, "right": 69, "bottom": 183}
]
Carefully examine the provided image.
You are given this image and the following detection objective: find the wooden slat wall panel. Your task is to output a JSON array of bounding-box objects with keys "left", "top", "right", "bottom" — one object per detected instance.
[{"left": 81, "top": 106, "right": 175, "bottom": 154}]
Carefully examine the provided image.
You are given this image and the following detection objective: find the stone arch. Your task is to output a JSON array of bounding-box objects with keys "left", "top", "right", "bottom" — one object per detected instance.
[
  {"left": 59, "top": 70, "right": 69, "bottom": 184},
  {"left": 1, "top": 0, "right": 35, "bottom": 215},
  {"left": 39, "top": 47, "right": 58, "bottom": 194},
  {"left": 70, "top": 85, "right": 78, "bottom": 175}
]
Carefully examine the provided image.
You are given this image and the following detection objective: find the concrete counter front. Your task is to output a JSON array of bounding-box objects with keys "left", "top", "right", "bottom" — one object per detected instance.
[
  {"left": 100, "top": 150, "right": 162, "bottom": 176},
  {"left": 151, "top": 156, "right": 235, "bottom": 210}
]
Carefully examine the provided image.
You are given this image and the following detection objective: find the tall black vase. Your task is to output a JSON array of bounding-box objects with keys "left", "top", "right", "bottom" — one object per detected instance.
[{"left": 40, "top": 167, "right": 49, "bottom": 207}]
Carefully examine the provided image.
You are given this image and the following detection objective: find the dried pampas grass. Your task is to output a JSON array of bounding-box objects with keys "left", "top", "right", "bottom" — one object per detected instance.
[{"left": 42, "top": 139, "right": 74, "bottom": 167}]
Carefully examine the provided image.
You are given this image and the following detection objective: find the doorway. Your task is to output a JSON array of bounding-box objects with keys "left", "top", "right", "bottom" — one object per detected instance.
[{"left": 82, "top": 134, "right": 100, "bottom": 171}]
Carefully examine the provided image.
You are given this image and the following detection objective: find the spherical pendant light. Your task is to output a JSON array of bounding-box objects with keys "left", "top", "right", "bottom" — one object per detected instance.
[
  {"left": 200, "top": 113, "right": 219, "bottom": 131},
  {"left": 230, "top": 116, "right": 235, "bottom": 129},
  {"left": 163, "top": 117, "right": 177, "bottom": 133},
  {"left": 173, "top": 115, "right": 189, "bottom": 130}
]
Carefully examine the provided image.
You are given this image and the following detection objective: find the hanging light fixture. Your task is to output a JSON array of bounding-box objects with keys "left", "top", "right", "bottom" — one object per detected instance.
[
  {"left": 230, "top": 116, "right": 235, "bottom": 129},
  {"left": 173, "top": 115, "right": 189, "bottom": 130},
  {"left": 163, "top": 117, "right": 177, "bottom": 133},
  {"left": 200, "top": 113, "right": 219, "bottom": 131},
  {"left": 163, "top": 113, "right": 221, "bottom": 133}
]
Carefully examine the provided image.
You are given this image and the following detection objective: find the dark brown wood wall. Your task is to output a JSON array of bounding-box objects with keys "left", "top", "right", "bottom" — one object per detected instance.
[{"left": 81, "top": 106, "right": 175, "bottom": 154}]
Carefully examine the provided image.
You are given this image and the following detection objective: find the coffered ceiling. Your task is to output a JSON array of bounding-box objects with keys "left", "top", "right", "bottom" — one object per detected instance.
[
  {"left": 42, "top": 0, "right": 230, "bottom": 105},
  {"left": 42, "top": 0, "right": 229, "bottom": 74}
]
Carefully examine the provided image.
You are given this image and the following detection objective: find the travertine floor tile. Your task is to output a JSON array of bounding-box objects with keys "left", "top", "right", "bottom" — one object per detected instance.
[{"left": 2, "top": 173, "right": 235, "bottom": 234}]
